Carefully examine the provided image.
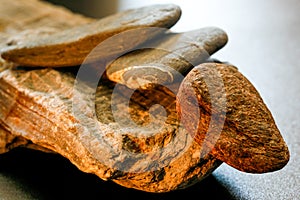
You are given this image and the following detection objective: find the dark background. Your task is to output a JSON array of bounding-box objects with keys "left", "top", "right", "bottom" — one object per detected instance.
[{"left": 44, "top": 0, "right": 119, "bottom": 19}]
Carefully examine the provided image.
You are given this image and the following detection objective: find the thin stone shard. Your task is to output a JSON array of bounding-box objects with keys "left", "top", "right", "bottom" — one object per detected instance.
[{"left": 106, "top": 27, "right": 228, "bottom": 89}]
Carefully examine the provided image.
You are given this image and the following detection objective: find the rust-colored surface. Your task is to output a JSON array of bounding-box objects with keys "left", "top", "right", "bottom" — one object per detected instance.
[
  {"left": 0, "top": 0, "right": 221, "bottom": 193},
  {"left": 0, "top": 0, "right": 292, "bottom": 197},
  {"left": 177, "top": 63, "right": 289, "bottom": 173}
]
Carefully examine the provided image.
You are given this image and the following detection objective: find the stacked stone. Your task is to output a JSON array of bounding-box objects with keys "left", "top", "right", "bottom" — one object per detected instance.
[{"left": 0, "top": 0, "right": 289, "bottom": 193}]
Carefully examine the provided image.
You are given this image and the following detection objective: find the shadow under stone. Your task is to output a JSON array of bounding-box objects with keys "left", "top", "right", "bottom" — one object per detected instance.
[{"left": 0, "top": 148, "right": 236, "bottom": 200}]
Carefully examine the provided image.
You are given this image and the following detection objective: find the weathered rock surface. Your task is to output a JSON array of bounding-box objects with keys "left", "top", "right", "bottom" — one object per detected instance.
[
  {"left": 0, "top": 0, "right": 289, "bottom": 194},
  {"left": 0, "top": 0, "right": 92, "bottom": 153},
  {"left": 0, "top": 0, "right": 222, "bottom": 193},
  {"left": 1, "top": 3, "right": 181, "bottom": 67},
  {"left": 0, "top": 124, "right": 54, "bottom": 154},
  {"left": 177, "top": 63, "right": 290, "bottom": 173},
  {"left": 106, "top": 27, "right": 228, "bottom": 89},
  {"left": 0, "top": 0, "right": 92, "bottom": 50}
]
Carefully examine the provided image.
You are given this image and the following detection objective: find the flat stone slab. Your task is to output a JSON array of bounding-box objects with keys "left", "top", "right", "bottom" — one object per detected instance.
[
  {"left": 106, "top": 27, "right": 228, "bottom": 89},
  {"left": 1, "top": 3, "right": 181, "bottom": 67}
]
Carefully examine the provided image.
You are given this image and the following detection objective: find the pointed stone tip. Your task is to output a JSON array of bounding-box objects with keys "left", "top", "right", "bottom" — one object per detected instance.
[
  {"left": 202, "top": 26, "right": 229, "bottom": 55},
  {"left": 215, "top": 133, "right": 290, "bottom": 174},
  {"left": 177, "top": 62, "right": 290, "bottom": 174},
  {"left": 0, "top": 47, "right": 20, "bottom": 65}
]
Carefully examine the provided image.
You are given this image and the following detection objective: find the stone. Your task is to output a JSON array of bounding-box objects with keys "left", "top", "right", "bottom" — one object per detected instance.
[
  {"left": 0, "top": 124, "right": 54, "bottom": 154},
  {"left": 0, "top": 63, "right": 223, "bottom": 193},
  {"left": 0, "top": 0, "right": 92, "bottom": 154},
  {"left": 0, "top": 0, "right": 221, "bottom": 193},
  {"left": 177, "top": 63, "right": 290, "bottom": 173},
  {"left": 1, "top": 3, "right": 181, "bottom": 67},
  {"left": 106, "top": 27, "right": 228, "bottom": 89},
  {"left": 0, "top": 0, "right": 290, "bottom": 194}
]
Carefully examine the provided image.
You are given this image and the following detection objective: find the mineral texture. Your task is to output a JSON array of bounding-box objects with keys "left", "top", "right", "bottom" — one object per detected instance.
[{"left": 1, "top": 3, "right": 181, "bottom": 67}]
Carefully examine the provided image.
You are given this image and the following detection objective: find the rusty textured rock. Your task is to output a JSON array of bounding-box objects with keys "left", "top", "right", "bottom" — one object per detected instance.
[
  {"left": 0, "top": 0, "right": 92, "bottom": 155},
  {"left": 0, "top": 124, "right": 54, "bottom": 154},
  {"left": 1, "top": 3, "right": 181, "bottom": 67},
  {"left": 0, "top": 124, "right": 25, "bottom": 154},
  {"left": 0, "top": 0, "right": 222, "bottom": 193},
  {"left": 177, "top": 63, "right": 290, "bottom": 173},
  {"left": 0, "top": 65, "right": 223, "bottom": 193},
  {"left": 0, "top": 0, "right": 290, "bottom": 194},
  {"left": 0, "top": 0, "right": 92, "bottom": 153},
  {"left": 106, "top": 27, "right": 228, "bottom": 89}
]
